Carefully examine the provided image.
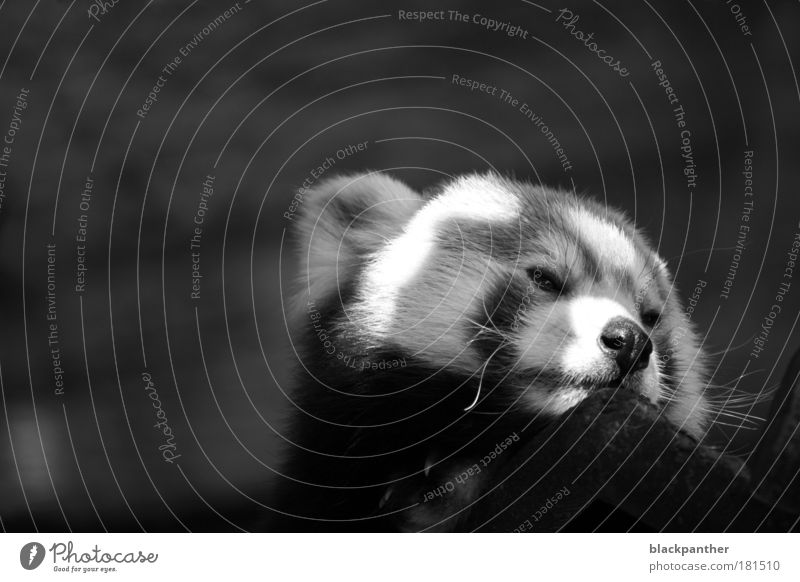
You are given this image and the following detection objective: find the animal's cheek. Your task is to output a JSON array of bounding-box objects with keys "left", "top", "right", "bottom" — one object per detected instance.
[
  {"left": 510, "top": 302, "right": 574, "bottom": 371},
  {"left": 639, "top": 361, "right": 662, "bottom": 403}
]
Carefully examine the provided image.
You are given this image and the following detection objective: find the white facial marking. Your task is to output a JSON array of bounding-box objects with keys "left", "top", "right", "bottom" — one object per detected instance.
[
  {"left": 359, "top": 227, "right": 435, "bottom": 333},
  {"left": 358, "top": 176, "right": 520, "bottom": 335},
  {"left": 639, "top": 361, "right": 660, "bottom": 403},
  {"left": 554, "top": 386, "right": 592, "bottom": 412},
  {"left": 561, "top": 296, "right": 635, "bottom": 376},
  {"left": 569, "top": 208, "right": 637, "bottom": 271}
]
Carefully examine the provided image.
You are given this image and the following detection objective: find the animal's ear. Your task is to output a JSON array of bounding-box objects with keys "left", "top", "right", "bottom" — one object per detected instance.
[{"left": 292, "top": 172, "right": 424, "bottom": 304}]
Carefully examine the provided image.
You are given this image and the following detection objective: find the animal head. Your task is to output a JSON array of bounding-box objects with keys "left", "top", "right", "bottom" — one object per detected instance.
[{"left": 292, "top": 171, "right": 709, "bottom": 437}]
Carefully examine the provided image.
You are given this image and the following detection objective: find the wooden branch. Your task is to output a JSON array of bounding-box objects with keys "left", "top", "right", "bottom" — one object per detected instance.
[
  {"left": 749, "top": 345, "right": 800, "bottom": 512},
  {"left": 464, "top": 364, "right": 800, "bottom": 532}
]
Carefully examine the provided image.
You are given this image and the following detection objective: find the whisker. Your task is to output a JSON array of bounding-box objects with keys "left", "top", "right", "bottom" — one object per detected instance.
[{"left": 464, "top": 340, "right": 506, "bottom": 413}]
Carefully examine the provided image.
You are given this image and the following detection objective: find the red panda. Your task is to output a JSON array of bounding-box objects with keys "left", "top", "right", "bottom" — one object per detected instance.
[{"left": 268, "top": 172, "right": 709, "bottom": 531}]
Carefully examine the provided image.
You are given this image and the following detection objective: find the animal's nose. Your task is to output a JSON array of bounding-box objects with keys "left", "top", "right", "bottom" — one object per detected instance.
[{"left": 599, "top": 317, "right": 652, "bottom": 373}]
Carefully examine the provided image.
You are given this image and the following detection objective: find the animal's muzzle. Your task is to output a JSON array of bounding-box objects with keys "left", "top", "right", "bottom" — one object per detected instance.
[{"left": 598, "top": 316, "right": 653, "bottom": 376}]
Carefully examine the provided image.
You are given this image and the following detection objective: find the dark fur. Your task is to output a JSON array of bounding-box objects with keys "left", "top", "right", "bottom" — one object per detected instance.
[{"left": 267, "top": 286, "right": 553, "bottom": 531}]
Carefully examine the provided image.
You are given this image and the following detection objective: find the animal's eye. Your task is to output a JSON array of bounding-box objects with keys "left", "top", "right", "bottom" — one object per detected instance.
[
  {"left": 641, "top": 310, "right": 661, "bottom": 327},
  {"left": 526, "top": 267, "right": 563, "bottom": 293}
]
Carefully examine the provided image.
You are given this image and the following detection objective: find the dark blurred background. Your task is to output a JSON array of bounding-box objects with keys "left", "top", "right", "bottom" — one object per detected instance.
[{"left": 0, "top": 0, "right": 798, "bottom": 531}]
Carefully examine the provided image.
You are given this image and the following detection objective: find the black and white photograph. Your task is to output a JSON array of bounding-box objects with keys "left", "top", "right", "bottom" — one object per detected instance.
[{"left": 0, "top": 0, "right": 798, "bottom": 578}]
